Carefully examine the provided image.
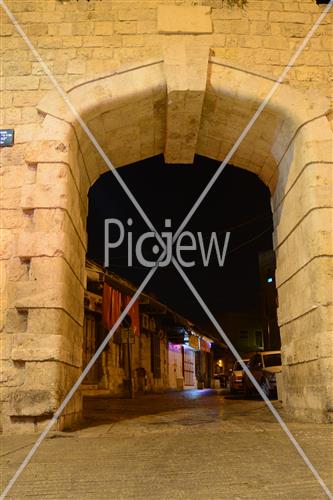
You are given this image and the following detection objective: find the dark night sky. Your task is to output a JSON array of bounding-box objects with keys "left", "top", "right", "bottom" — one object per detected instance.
[{"left": 87, "top": 155, "right": 273, "bottom": 326}]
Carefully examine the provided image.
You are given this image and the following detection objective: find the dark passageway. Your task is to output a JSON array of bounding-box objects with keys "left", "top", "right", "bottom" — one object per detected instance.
[{"left": 87, "top": 155, "right": 274, "bottom": 327}]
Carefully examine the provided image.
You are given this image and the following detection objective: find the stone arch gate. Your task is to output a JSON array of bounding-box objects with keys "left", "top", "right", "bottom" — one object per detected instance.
[{"left": 4, "top": 45, "right": 332, "bottom": 432}]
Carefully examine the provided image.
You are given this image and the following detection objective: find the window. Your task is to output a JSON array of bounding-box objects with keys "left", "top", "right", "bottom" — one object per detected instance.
[{"left": 151, "top": 334, "right": 161, "bottom": 378}]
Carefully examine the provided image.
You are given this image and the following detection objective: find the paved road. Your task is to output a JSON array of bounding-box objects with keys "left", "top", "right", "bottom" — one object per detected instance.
[{"left": 1, "top": 390, "right": 333, "bottom": 499}]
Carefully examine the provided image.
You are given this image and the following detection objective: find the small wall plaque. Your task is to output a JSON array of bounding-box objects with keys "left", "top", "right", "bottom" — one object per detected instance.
[{"left": 0, "top": 129, "right": 15, "bottom": 148}]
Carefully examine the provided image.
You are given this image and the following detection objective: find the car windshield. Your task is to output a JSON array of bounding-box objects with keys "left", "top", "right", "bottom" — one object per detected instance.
[
  {"left": 234, "top": 361, "right": 248, "bottom": 370},
  {"left": 263, "top": 353, "right": 281, "bottom": 367}
]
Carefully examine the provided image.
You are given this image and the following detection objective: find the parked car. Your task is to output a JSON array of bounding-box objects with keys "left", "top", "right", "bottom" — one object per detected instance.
[
  {"left": 243, "top": 351, "right": 281, "bottom": 397},
  {"left": 229, "top": 359, "right": 249, "bottom": 393}
]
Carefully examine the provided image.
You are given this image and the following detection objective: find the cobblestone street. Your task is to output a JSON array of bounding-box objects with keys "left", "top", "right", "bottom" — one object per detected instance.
[{"left": 1, "top": 390, "right": 333, "bottom": 499}]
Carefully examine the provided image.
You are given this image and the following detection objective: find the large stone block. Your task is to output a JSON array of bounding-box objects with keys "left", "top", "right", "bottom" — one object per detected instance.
[
  {"left": 11, "top": 332, "right": 81, "bottom": 367},
  {"left": 5, "top": 308, "right": 28, "bottom": 333},
  {"left": 282, "top": 356, "right": 333, "bottom": 422},
  {"left": 16, "top": 229, "right": 67, "bottom": 259},
  {"left": 0, "top": 209, "right": 32, "bottom": 230},
  {"left": 25, "top": 139, "right": 75, "bottom": 165},
  {"left": 16, "top": 223, "right": 86, "bottom": 285},
  {"left": 0, "top": 185, "right": 22, "bottom": 210},
  {"left": 277, "top": 257, "right": 332, "bottom": 326},
  {"left": 270, "top": 88, "right": 329, "bottom": 162},
  {"left": 12, "top": 279, "right": 84, "bottom": 326},
  {"left": 21, "top": 165, "right": 87, "bottom": 236},
  {"left": 0, "top": 229, "right": 16, "bottom": 260},
  {"left": 29, "top": 255, "right": 84, "bottom": 287},
  {"left": 280, "top": 306, "right": 333, "bottom": 365},
  {"left": 0, "top": 334, "right": 12, "bottom": 360},
  {"left": 30, "top": 208, "right": 87, "bottom": 283},
  {"left": 158, "top": 6, "right": 212, "bottom": 34},
  {"left": 1, "top": 360, "right": 26, "bottom": 387},
  {"left": 6, "top": 76, "right": 39, "bottom": 91},
  {"left": 2, "top": 165, "right": 30, "bottom": 189},
  {"left": 273, "top": 163, "right": 332, "bottom": 246},
  {"left": 31, "top": 116, "right": 91, "bottom": 196},
  {"left": 275, "top": 208, "right": 332, "bottom": 286},
  {"left": 27, "top": 307, "right": 83, "bottom": 342},
  {"left": 272, "top": 117, "right": 333, "bottom": 209},
  {"left": 9, "top": 389, "right": 59, "bottom": 417}
]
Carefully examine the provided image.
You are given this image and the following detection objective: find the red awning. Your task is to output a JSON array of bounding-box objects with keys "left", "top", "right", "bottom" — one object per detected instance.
[{"left": 102, "top": 283, "right": 140, "bottom": 336}]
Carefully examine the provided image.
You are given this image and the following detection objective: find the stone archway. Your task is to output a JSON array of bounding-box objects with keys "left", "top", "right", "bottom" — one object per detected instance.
[{"left": 5, "top": 47, "right": 332, "bottom": 433}]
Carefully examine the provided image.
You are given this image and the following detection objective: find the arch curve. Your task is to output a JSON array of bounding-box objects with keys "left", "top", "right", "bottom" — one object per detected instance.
[
  {"left": 29, "top": 55, "right": 330, "bottom": 190},
  {"left": 15, "top": 55, "right": 333, "bottom": 427}
]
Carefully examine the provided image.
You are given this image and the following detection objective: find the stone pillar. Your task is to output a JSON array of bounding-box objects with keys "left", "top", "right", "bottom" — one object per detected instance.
[
  {"left": 272, "top": 116, "right": 333, "bottom": 422},
  {"left": 1, "top": 117, "right": 86, "bottom": 433}
]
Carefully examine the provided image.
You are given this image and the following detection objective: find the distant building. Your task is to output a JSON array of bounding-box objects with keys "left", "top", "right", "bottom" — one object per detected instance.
[
  {"left": 258, "top": 250, "right": 281, "bottom": 350},
  {"left": 212, "top": 312, "right": 264, "bottom": 356},
  {"left": 83, "top": 260, "right": 220, "bottom": 397}
]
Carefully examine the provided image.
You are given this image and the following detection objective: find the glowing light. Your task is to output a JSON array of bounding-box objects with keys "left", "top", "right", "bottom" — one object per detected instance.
[{"left": 169, "top": 343, "right": 181, "bottom": 352}]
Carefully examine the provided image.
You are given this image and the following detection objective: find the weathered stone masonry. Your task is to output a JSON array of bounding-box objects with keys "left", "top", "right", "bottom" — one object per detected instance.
[{"left": 0, "top": 0, "right": 332, "bottom": 432}]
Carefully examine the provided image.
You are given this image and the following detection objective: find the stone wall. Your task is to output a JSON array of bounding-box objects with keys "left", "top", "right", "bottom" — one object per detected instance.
[
  {"left": 1, "top": 0, "right": 332, "bottom": 432},
  {"left": 1, "top": 0, "right": 332, "bottom": 123}
]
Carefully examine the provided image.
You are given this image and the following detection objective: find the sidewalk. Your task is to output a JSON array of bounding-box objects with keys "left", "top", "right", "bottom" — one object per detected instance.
[{"left": 1, "top": 390, "right": 332, "bottom": 499}]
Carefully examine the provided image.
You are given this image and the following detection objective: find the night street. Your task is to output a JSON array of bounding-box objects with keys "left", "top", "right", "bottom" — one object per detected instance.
[{"left": 2, "top": 390, "right": 332, "bottom": 499}]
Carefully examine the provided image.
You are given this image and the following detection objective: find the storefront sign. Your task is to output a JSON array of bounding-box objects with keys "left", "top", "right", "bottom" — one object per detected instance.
[
  {"left": 168, "top": 343, "right": 181, "bottom": 352},
  {"left": 188, "top": 334, "right": 199, "bottom": 350}
]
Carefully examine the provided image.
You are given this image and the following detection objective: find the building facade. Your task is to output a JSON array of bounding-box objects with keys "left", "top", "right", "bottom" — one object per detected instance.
[{"left": 82, "top": 260, "right": 215, "bottom": 401}]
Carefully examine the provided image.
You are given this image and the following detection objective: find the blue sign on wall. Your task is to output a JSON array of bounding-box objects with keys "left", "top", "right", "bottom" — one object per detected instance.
[{"left": 0, "top": 129, "right": 15, "bottom": 147}]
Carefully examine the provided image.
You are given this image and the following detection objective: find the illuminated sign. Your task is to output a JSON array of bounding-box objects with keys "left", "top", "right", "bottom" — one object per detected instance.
[
  {"left": 188, "top": 335, "right": 199, "bottom": 350},
  {"left": 169, "top": 343, "right": 181, "bottom": 352}
]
